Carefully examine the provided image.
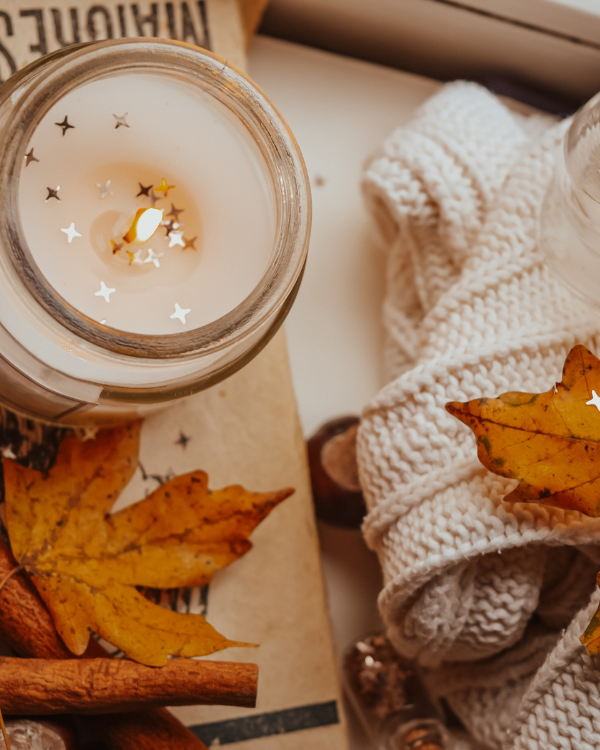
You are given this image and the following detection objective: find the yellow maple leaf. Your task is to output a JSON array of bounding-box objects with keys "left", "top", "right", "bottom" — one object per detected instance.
[
  {"left": 4, "top": 421, "right": 293, "bottom": 666},
  {"left": 446, "top": 344, "right": 600, "bottom": 655},
  {"left": 446, "top": 345, "right": 600, "bottom": 516}
]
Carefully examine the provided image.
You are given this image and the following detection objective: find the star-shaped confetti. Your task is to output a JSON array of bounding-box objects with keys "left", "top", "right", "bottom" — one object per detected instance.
[
  {"left": 183, "top": 236, "right": 197, "bottom": 251},
  {"left": 168, "top": 230, "right": 185, "bottom": 248},
  {"left": 137, "top": 183, "right": 153, "bottom": 197},
  {"left": 97, "top": 180, "right": 113, "bottom": 198},
  {"left": 128, "top": 248, "right": 144, "bottom": 265},
  {"left": 1, "top": 445, "right": 16, "bottom": 460},
  {"left": 587, "top": 390, "right": 600, "bottom": 412},
  {"left": 162, "top": 219, "right": 176, "bottom": 236},
  {"left": 55, "top": 116, "right": 75, "bottom": 136},
  {"left": 61, "top": 223, "right": 82, "bottom": 243},
  {"left": 113, "top": 113, "right": 130, "bottom": 129},
  {"left": 45, "top": 186, "right": 60, "bottom": 202},
  {"left": 144, "top": 248, "right": 163, "bottom": 268},
  {"left": 80, "top": 424, "right": 99, "bottom": 441},
  {"left": 95, "top": 281, "right": 115, "bottom": 302},
  {"left": 175, "top": 432, "right": 191, "bottom": 449},
  {"left": 168, "top": 204, "right": 184, "bottom": 221},
  {"left": 148, "top": 189, "right": 162, "bottom": 207},
  {"left": 111, "top": 239, "right": 123, "bottom": 254},
  {"left": 170, "top": 303, "right": 190, "bottom": 324},
  {"left": 25, "top": 148, "right": 39, "bottom": 166},
  {"left": 155, "top": 178, "right": 175, "bottom": 197}
]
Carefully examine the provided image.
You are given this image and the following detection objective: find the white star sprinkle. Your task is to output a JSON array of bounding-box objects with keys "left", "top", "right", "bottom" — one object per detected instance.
[
  {"left": 95, "top": 281, "right": 115, "bottom": 302},
  {"left": 80, "top": 424, "right": 99, "bottom": 441},
  {"left": 170, "top": 303, "right": 190, "bottom": 324},
  {"left": 168, "top": 230, "right": 185, "bottom": 248},
  {"left": 1, "top": 445, "right": 16, "bottom": 460},
  {"left": 61, "top": 222, "right": 82, "bottom": 243},
  {"left": 587, "top": 390, "right": 600, "bottom": 411},
  {"left": 97, "top": 180, "right": 113, "bottom": 198},
  {"left": 144, "top": 248, "right": 163, "bottom": 268}
]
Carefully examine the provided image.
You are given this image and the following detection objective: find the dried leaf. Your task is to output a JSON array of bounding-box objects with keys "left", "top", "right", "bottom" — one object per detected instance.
[
  {"left": 4, "top": 422, "right": 293, "bottom": 666},
  {"left": 446, "top": 344, "right": 600, "bottom": 655},
  {"left": 447, "top": 345, "right": 600, "bottom": 515}
]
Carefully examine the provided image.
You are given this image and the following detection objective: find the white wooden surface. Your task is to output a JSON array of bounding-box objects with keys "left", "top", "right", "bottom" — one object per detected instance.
[{"left": 248, "top": 36, "right": 440, "bottom": 749}]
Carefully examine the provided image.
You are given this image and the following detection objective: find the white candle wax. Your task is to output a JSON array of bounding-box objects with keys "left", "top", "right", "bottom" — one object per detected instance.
[
  {"left": 0, "top": 40, "right": 309, "bottom": 422},
  {"left": 19, "top": 72, "right": 277, "bottom": 335}
]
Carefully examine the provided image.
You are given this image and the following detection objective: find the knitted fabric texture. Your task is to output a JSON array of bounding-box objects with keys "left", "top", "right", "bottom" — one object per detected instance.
[{"left": 358, "top": 82, "right": 600, "bottom": 749}]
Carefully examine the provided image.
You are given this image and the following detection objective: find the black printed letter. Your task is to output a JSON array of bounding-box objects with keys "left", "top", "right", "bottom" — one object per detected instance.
[
  {"left": 131, "top": 3, "right": 158, "bottom": 37},
  {"left": 51, "top": 8, "right": 81, "bottom": 47},
  {"left": 20, "top": 9, "right": 48, "bottom": 57},
  {"left": 87, "top": 6, "right": 114, "bottom": 40},
  {"left": 0, "top": 12, "right": 17, "bottom": 83}
]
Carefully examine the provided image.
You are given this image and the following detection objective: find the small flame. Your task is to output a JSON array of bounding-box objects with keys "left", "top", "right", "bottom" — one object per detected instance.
[{"left": 123, "top": 208, "right": 163, "bottom": 244}]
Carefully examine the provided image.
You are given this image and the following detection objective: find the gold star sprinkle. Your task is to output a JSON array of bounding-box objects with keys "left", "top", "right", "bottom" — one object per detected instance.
[
  {"left": 55, "top": 116, "right": 75, "bottom": 136},
  {"left": 155, "top": 178, "right": 175, "bottom": 197},
  {"left": 148, "top": 189, "right": 161, "bottom": 207},
  {"left": 113, "top": 113, "right": 130, "bottom": 129},
  {"left": 45, "top": 186, "right": 60, "bottom": 202},
  {"left": 111, "top": 240, "right": 123, "bottom": 254},
  {"left": 25, "top": 148, "right": 39, "bottom": 166},
  {"left": 128, "top": 249, "right": 144, "bottom": 265},
  {"left": 137, "top": 183, "right": 153, "bottom": 197},
  {"left": 162, "top": 219, "right": 176, "bottom": 236},
  {"left": 168, "top": 204, "right": 184, "bottom": 221},
  {"left": 183, "top": 236, "right": 198, "bottom": 251}
]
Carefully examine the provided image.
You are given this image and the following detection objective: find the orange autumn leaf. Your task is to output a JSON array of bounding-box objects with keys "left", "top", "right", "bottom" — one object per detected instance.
[
  {"left": 446, "top": 344, "right": 600, "bottom": 655},
  {"left": 4, "top": 422, "right": 293, "bottom": 666},
  {"left": 447, "top": 345, "right": 600, "bottom": 516}
]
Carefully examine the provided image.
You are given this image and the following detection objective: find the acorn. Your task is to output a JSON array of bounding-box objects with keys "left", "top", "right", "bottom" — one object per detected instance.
[{"left": 307, "top": 416, "right": 367, "bottom": 528}]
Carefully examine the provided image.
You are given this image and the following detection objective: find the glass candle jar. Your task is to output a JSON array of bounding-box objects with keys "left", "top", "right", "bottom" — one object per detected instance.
[
  {"left": 540, "top": 93, "right": 600, "bottom": 307},
  {"left": 0, "top": 39, "right": 310, "bottom": 424}
]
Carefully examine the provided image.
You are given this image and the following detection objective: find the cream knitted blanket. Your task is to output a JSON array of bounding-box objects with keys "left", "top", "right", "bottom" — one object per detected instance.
[{"left": 358, "top": 81, "right": 600, "bottom": 749}]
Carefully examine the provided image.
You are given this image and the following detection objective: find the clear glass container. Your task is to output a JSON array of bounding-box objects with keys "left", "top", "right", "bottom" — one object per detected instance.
[
  {"left": 0, "top": 39, "right": 310, "bottom": 424},
  {"left": 540, "top": 92, "right": 600, "bottom": 307},
  {"left": 343, "top": 633, "right": 450, "bottom": 750}
]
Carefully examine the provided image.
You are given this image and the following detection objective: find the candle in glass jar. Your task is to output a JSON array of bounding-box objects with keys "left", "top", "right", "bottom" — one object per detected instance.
[
  {"left": 0, "top": 40, "right": 310, "bottom": 423},
  {"left": 19, "top": 73, "right": 277, "bottom": 335}
]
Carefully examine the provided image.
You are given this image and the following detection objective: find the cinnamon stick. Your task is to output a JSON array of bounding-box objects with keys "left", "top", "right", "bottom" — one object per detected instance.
[
  {"left": 88, "top": 708, "right": 208, "bottom": 750},
  {"left": 0, "top": 656, "right": 258, "bottom": 714},
  {"left": 0, "top": 539, "right": 242, "bottom": 748},
  {"left": 0, "top": 540, "right": 104, "bottom": 659}
]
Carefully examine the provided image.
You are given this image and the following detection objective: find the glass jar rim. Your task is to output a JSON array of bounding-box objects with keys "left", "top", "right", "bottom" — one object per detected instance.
[{"left": 0, "top": 39, "right": 311, "bottom": 360}]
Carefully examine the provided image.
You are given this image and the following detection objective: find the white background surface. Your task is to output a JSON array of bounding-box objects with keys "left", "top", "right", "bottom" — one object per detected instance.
[{"left": 248, "top": 36, "right": 440, "bottom": 749}]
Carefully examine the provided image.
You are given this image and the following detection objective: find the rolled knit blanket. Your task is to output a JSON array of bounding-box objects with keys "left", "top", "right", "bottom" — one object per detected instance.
[{"left": 357, "top": 81, "right": 600, "bottom": 749}]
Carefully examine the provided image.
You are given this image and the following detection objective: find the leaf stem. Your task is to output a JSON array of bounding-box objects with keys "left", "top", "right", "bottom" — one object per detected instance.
[
  {"left": 0, "top": 706, "right": 11, "bottom": 750},
  {"left": 0, "top": 565, "right": 22, "bottom": 594}
]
